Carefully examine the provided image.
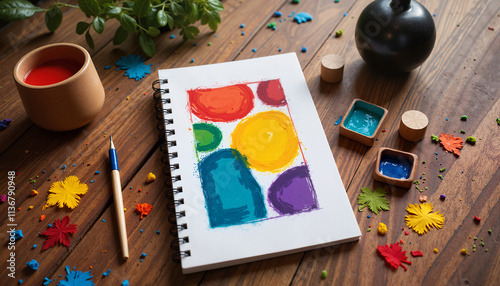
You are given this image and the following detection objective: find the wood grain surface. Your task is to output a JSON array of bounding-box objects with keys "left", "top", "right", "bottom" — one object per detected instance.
[{"left": 0, "top": 0, "right": 499, "bottom": 285}]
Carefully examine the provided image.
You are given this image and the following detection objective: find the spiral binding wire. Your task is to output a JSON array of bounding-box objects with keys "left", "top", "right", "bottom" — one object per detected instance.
[{"left": 152, "top": 79, "right": 190, "bottom": 263}]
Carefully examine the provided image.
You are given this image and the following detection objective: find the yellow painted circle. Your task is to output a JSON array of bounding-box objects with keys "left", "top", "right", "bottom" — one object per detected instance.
[{"left": 231, "top": 111, "right": 299, "bottom": 173}]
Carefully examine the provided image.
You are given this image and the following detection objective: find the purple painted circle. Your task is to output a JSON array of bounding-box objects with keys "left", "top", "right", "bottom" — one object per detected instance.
[{"left": 268, "top": 165, "right": 318, "bottom": 215}]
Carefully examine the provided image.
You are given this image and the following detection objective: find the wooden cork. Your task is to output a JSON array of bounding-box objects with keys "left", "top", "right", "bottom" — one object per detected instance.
[
  {"left": 399, "top": 110, "right": 429, "bottom": 141},
  {"left": 321, "top": 54, "right": 344, "bottom": 83}
]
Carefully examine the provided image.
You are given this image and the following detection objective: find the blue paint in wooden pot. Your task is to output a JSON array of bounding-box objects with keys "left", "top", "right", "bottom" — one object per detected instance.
[{"left": 379, "top": 154, "right": 412, "bottom": 179}]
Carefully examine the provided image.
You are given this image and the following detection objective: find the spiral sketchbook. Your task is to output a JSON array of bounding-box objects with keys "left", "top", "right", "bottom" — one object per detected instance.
[{"left": 153, "top": 53, "right": 361, "bottom": 274}]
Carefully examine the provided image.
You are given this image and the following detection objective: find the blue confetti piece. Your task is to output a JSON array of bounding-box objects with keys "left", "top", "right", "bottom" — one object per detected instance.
[
  {"left": 140, "top": 259, "right": 143, "bottom": 262},
  {"left": 170, "top": 34, "right": 175, "bottom": 39},
  {"left": 43, "top": 277, "right": 53, "bottom": 285},
  {"left": 103, "top": 269, "right": 111, "bottom": 277},
  {"left": 279, "top": 19, "right": 283, "bottom": 22},
  {"left": 433, "top": 13, "right": 437, "bottom": 17},
  {"left": 59, "top": 266, "right": 95, "bottom": 286},
  {"left": 446, "top": 118, "right": 449, "bottom": 121},
  {"left": 241, "top": 32, "right": 245, "bottom": 35},
  {"left": 62, "top": 165, "right": 66, "bottom": 169},
  {"left": 42, "top": 170, "right": 46, "bottom": 173},
  {"left": 115, "top": 54, "right": 152, "bottom": 81},
  {"left": 240, "top": 23, "right": 245, "bottom": 28},
  {"left": 214, "top": 34, "right": 218, "bottom": 37},
  {"left": 293, "top": 12, "right": 312, "bottom": 24},
  {"left": 122, "top": 280, "right": 129, "bottom": 286},
  {"left": 95, "top": 171, "right": 101, "bottom": 175},
  {"left": 252, "top": 48, "right": 257, "bottom": 52},
  {"left": 274, "top": 11, "right": 282, "bottom": 17},
  {"left": 190, "top": 59, "right": 195, "bottom": 63},
  {"left": 141, "top": 253, "right": 147, "bottom": 258},
  {"left": 288, "top": 11, "right": 296, "bottom": 17},
  {"left": 104, "top": 65, "right": 111, "bottom": 70},
  {"left": 48, "top": 224, "right": 52, "bottom": 228},
  {"left": 140, "top": 229, "right": 143, "bottom": 233},
  {"left": 435, "top": 152, "right": 438, "bottom": 155},
  {"left": 156, "top": 230, "right": 161, "bottom": 234},
  {"left": 334, "top": 116, "right": 343, "bottom": 125},
  {"left": 194, "top": 43, "right": 198, "bottom": 46},
  {"left": 12, "top": 230, "right": 23, "bottom": 240},
  {"left": 33, "top": 244, "right": 37, "bottom": 249},
  {"left": 301, "top": 47, "right": 307, "bottom": 52},
  {"left": 27, "top": 259, "right": 39, "bottom": 270},
  {"left": 19, "top": 279, "right": 23, "bottom": 284},
  {"left": 278, "top": 48, "right": 282, "bottom": 52},
  {"left": 101, "top": 219, "right": 106, "bottom": 222},
  {"left": 72, "top": 164, "right": 77, "bottom": 167},
  {"left": 90, "top": 180, "right": 95, "bottom": 183},
  {"left": 343, "top": 12, "right": 347, "bottom": 17}
]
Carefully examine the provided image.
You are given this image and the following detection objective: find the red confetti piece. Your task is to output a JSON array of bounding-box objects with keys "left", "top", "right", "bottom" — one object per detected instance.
[
  {"left": 474, "top": 216, "right": 481, "bottom": 223},
  {"left": 40, "top": 216, "right": 77, "bottom": 251},
  {"left": 410, "top": 250, "right": 424, "bottom": 257},
  {"left": 405, "top": 231, "right": 409, "bottom": 235},
  {"left": 400, "top": 240, "right": 404, "bottom": 244},
  {"left": 377, "top": 242, "right": 412, "bottom": 271},
  {"left": 488, "top": 27, "right": 494, "bottom": 31},
  {"left": 382, "top": 128, "right": 386, "bottom": 132}
]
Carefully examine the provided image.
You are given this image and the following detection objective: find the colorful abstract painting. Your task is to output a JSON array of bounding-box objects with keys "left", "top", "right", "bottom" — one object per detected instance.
[{"left": 188, "top": 79, "right": 319, "bottom": 228}]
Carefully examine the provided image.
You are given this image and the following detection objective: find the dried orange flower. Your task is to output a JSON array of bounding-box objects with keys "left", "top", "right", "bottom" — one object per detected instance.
[{"left": 439, "top": 133, "right": 463, "bottom": 156}]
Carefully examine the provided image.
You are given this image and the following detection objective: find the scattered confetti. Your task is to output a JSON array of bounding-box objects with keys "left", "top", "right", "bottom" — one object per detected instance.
[
  {"left": 433, "top": 248, "right": 439, "bottom": 253},
  {"left": 293, "top": 12, "right": 313, "bottom": 24},
  {"left": 40, "top": 216, "right": 77, "bottom": 251},
  {"left": 274, "top": 11, "right": 282, "bottom": 17},
  {"left": 301, "top": 47, "right": 307, "bottom": 52},
  {"left": 240, "top": 23, "right": 245, "bottom": 28},
  {"left": 267, "top": 22, "right": 277, "bottom": 30},
  {"left": 43, "top": 277, "right": 53, "bottom": 285},
  {"left": 440, "top": 194, "right": 446, "bottom": 200},
  {"left": 335, "top": 29, "right": 344, "bottom": 37},
  {"left": 466, "top": 136, "right": 476, "bottom": 144},
  {"left": 59, "top": 266, "right": 95, "bottom": 286},
  {"left": 461, "top": 248, "right": 468, "bottom": 255},
  {"left": 419, "top": 195, "right": 428, "bottom": 202},
  {"left": 405, "top": 203, "right": 445, "bottom": 234},
  {"left": 115, "top": 54, "right": 152, "bottom": 81},
  {"left": 122, "top": 280, "right": 129, "bottom": 286},
  {"left": 40, "top": 215, "right": 46, "bottom": 221},
  {"left": 101, "top": 219, "right": 106, "bottom": 222},
  {"left": 488, "top": 27, "right": 495, "bottom": 31},
  {"left": 252, "top": 48, "right": 257, "bottom": 52},
  {"left": 0, "top": 118, "right": 12, "bottom": 130},
  {"left": 156, "top": 230, "right": 161, "bottom": 234},
  {"left": 26, "top": 259, "right": 39, "bottom": 270},
  {"left": 488, "top": 229, "right": 492, "bottom": 234},
  {"left": 439, "top": 133, "right": 463, "bottom": 156},
  {"left": 102, "top": 269, "right": 111, "bottom": 277},
  {"left": 334, "top": 116, "right": 343, "bottom": 125},
  {"left": 410, "top": 250, "right": 423, "bottom": 257},
  {"left": 0, "top": 194, "right": 6, "bottom": 203},
  {"left": 378, "top": 222, "right": 388, "bottom": 235},
  {"left": 357, "top": 187, "right": 390, "bottom": 214},
  {"left": 11, "top": 230, "right": 23, "bottom": 240},
  {"left": 461, "top": 115, "right": 468, "bottom": 121},
  {"left": 367, "top": 228, "right": 372, "bottom": 232},
  {"left": 377, "top": 242, "right": 412, "bottom": 271},
  {"left": 439, "top": 168, "right": 446, "bottom": 172},
  {"left": 497, "top": 118, "right": 500, "bottom": 125},
  {"left": 431, "top": 134, "right": 439, "bottom": 142},
  {"left": 292, "top": 0, "right": 300, "bottom": 3},
  {"left": 474, "top": 216, "right": 481, "bottom": 223},
  {"left": 321, "top": 270, "right": 327, "bottom": 279},
  {"left": 169, "top": 34, "right": 175, "bottom": 39},
  {"left": 44, "top": 176, "right": 88, "bottom": 209},
  {"left": 141, "top": 253, "right": 147, "bottom": 258},
  {"left": 33, "top": 245, "right": 38, "bottom": 249},
  {"left": 95, "top": 171, "right": 101, "bottom": 175},
  {"left": 146, "top": 172, "right": 156, "bottom": 183},
  {"left": 136, "top": 203, "right": 153, "bottom": 219}
]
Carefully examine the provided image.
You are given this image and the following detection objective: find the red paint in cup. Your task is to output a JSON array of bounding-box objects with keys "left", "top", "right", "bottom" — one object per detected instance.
[{"left": 24, "top": 58, "right": 82, "bottom": 86}]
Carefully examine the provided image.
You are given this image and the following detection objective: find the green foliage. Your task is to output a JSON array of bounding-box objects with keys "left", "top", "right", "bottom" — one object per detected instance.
[
  {"left": 0, "top": 0, "right": 224, "bottom": 56},
  {"left": 357, "top": 187, "right": 390, "bottom": 215}
]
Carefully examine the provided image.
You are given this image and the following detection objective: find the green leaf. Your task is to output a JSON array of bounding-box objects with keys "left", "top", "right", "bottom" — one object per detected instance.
[
  {"left": 113, "top": 26, "right": 128, "bottom": 45},
  {"left": 85, "top": 30, "right": 95, "bottom": 49},
  {"left": 78, "top": 0, "right": 100, "bottom": 17},
  {"left": 187, "top": 3, "right": 198, "bottom": 23},
  {"left": 133, "top": 0, "right": 151, "bottom": 18},
  {"left": 147, "top": 27, "right": 160, "bottom": 37},
  {"left": 106, "top": 6, "right": 121, "bottom": 18},
  {"left": 168, "top": 2, "right": 183, "bottom": 16},
  {"left": 165, "top": 13, "right": 174, "bottom": 29},
  {"left": 156, "top": 9, "right": 167, "bottom": 27},
  {"left": 208, "top": 17, "right": 219, "bottom": 31},
  {"left": 119, "top": 13, "right": 137, "bottom": 33},
  {"left": 180, "top": 25, "right": 199, "bottom": 40},
  {"left": 76, "top": 21, "right": 90, "bottom": 35},
  {"left": 0, "top": 0, "right": 44, "bottom": 21},
  {"left": 92, "top": 16, "right": 105, "bottom": 34},
  {"left": 206, "top": 0, "right": 224, "bottom": 11},
  {"left": 45, "top": 5, "right": 62, "bottom": 32},
  {"left": 357, "top": 187, "right": 390, "bottom": 215},
  {"left": 139, "top": 32, "right": 155, "bottom": 57}
]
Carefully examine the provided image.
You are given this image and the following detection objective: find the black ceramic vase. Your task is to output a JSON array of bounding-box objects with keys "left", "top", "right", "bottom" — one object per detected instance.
[{"left": 355, "top": 0, "right": 436, "bottom": 73}]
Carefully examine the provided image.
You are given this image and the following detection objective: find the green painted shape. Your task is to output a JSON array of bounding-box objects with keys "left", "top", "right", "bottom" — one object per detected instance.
[{"left": 193, "top": 123, "right": 223, "bottom": 152}]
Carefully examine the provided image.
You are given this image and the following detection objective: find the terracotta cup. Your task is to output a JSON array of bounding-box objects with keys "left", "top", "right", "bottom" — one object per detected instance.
[{"left": 13, "top": 43, "right": 105, "bottom": 131}]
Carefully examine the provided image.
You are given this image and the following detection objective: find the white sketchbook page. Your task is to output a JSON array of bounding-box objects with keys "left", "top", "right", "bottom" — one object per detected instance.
[{"left": 158, "top": 53, "right": 361, "bottom": 273}]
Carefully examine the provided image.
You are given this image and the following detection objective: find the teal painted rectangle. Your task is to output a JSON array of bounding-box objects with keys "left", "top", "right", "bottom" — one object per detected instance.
[{"left": 344, "top": 101, "right": 383, "bottom": 136}]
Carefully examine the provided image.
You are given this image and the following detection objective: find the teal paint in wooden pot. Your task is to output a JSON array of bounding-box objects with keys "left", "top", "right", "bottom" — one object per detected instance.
[
  {"left": 343, "top": 100, "right": 385, "bottom": 136},
  {"left": 338, "top": 99, "right": 388, "bottom": 146}
]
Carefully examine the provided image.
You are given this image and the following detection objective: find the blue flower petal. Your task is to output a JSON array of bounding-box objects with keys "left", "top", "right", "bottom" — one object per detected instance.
[{"left": 115, "top": 54, "right": 152, "bottom": 81}]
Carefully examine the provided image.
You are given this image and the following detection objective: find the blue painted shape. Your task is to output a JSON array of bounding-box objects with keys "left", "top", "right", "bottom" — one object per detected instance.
[
  {"left": 344, "top": 101, "right": 384, "bottom": 136},
  {"left": 115, "top": 54, "right": 152, "bottom": 81},
  {"left": 379, "top": 154, "right": 412, "bottom": 179},
  {"left": 199, "top": 149, "right": 267, "bottom": 228},
  {"left": 293, "top": 12, "right": 313, "bottom": 24}
]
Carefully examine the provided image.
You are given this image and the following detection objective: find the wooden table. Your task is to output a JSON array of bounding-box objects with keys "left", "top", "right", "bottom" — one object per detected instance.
[{"left": 1, "top": 0, "right": 499, "bottom": 285}]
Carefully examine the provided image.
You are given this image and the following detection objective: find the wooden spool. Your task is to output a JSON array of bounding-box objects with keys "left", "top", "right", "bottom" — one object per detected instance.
[
  {"left": 321, "top": 54, "right": 344, "bottom": 83},
  {"left": 399, "top": 110, "right": 429, "bottom": 141}
]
